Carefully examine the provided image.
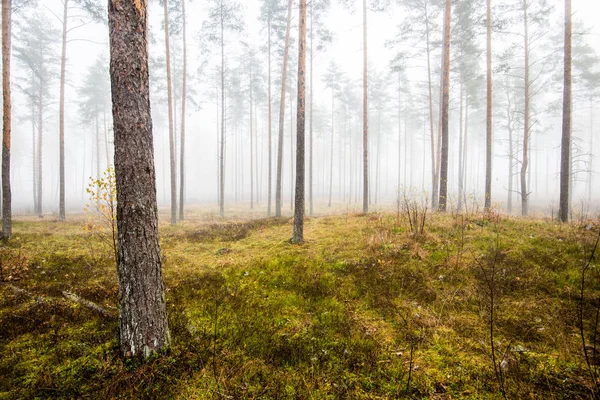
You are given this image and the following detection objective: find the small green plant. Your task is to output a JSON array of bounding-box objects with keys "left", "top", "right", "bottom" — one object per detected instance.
[{"left": 84, "top": 166, "right": 117, "bottom": 266}]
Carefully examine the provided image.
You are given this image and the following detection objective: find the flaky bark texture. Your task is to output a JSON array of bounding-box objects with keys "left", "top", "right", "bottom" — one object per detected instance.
[
  {"left": 484, "top": 0, "right": 492, "bottom": 212},
  {"left": 292, "top": 0, "right": 306, "bottom": 244},
  {"left": 559, "top": 0, "right": 571, "bottom": 222},
  {"left": 2, "top": 0, "right": 10, "bottom": 238},
  {"left": 275, "top": 0, "right": 292, "bottom": 217},
  {"left": 59, "top": 0, "right": 68, "bottom": 221},
  {"left": 108, "top": 0, "right": 170, "bottom": 358},
  {"left": 438, "top": 0, "right": 451, "bottom": 212},
  {"left": 362, "top": 0, "right": 368, "bottom": 213}
]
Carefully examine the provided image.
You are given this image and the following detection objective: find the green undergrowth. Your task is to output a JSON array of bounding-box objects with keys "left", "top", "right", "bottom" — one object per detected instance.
[{"left": 1, "top": 210, "right": 599, "bottom": 399}]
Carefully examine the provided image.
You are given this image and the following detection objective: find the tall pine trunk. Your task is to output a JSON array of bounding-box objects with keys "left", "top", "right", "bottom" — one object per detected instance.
[
  {"left": 37, "top": 76, "right": 43, "bottom": 216},
  {"left": 362, "top": 0, "right": 369, "bottom": 213},
  {"left": 219, "top": 5, "right": 226, "bottom": 217},
  {"left": 484, "top": 0, "right": 492, "bottom": 211},
  {"left": 275, "top": 0, "right": 292, "bottom": 217},
  {"left": 108, "top": 0, "right": 169, "bottom": 357},
  {"left": 328, "top": 89, "right": 334, "bottom": 207},
  {"left": 558, "top": 0, "right": 572, "bottom": 222},
  {"left": 164, "top": 0, "right": 177, "bottom": 225},
  {"left": 521, "top": 0, "right": 530, "bottom": 216},
  {"left": 58, "top": 0, "right": 68, "bottom": 221},
  {"left": 267, "top": 9, "right": 272, "bottom": 216},
  {"left": 179, "top": 0, "right": 187, "bottom": 221},
  {"left": 292, "top": 0, "right": 306, "bottom": 243},
  {"left": 424, "top": 4, "right": 437, "bottom": 209},
  {"left": 438, "top": 0, "right": 451, "bottom": 212},
  {"left": 309, "top": 1, "right": 313, "bottom": 216},
  {"left": 2, "top": 0, "right": 10, "bottom": 237}
]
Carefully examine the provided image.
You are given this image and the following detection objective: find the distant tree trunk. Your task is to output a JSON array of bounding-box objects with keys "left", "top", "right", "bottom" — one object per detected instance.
[
  {"left": 458, "top": 85, "right": 464, "bottom": 212},
  {"left": 424, "top": 4, "right": 437, "bottom": 209},
  {"left": 179, "top": 0, "right": 187, "bottom": 221},
  {"left": 559, "top": 0, "right": 572, "bottom": 223},
  {"left": 290, "top": 90, "right": 294, "bottom": 210},
  {"left": 362, "top": 0, "right": 369, "bottom": 213},
  {"left": 589, "top": 97, "right": 594, "bottom": 203},
  {"left": 276, "top": 0, "right": 292, "bottom": 217},
  {"left": 397, "top": 74, "right": 402, "bottom": 192},
  {"left": 32, "top": 104, "right": 37, "bottom": 213},
  {"left": 95, "top": 108, "right": 100, "bottom": 181},
  {"left": 108, "top": 0, "right": 169, "bottom": 357},
  {"left": 292, "top": 0, "right": 306, "bottom": 243},
  {"left": 267, "top": 8, "right": 272, "bottom": 216},
  {"left": 58, "top": 0, "right": 68, "bottom": 221},
  {"left": 250, "top": 68, "right": 254, "bottom": 209},
  {"left": 328, "top": 89, "right": 334, "bottom": 207},
  {"left": 484, "top": 0, "right": 492, "bottom": 211},
  {"left": 163, "top": 0, "right": 177, "bottom": 225},
  {"left": 520, "top": 0, "right": 530, "bottom": 216},
  {"left": 506, "top": 88, "right": 514, "bottom": 214},
  {"left": 438, "top": 0, "right": 451, "bottom": 212},
  {"left": 216, "top": 83, "right": 220, "bottom": 207},
  {"left": 309, "top": 1, "right": 313, "bottom": 216},
  {"left": 219, "top": 5, "right": 226, "bottom": 218},
  {"left": 37, "top": 77, "right": 43, "bottom": 216},
  {"left": 2, "top": 0, "right": 10, "bottom": 237}
]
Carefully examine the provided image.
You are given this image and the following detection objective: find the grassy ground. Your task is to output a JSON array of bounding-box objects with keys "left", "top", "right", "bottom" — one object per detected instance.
[{"left": 1, "top": 205, "right": 599, "bottom": 399}]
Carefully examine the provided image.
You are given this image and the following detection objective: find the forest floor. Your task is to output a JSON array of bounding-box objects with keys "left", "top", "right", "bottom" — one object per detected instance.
[{"left": 1, "top": 205, "right": 600, "bottom": 399}]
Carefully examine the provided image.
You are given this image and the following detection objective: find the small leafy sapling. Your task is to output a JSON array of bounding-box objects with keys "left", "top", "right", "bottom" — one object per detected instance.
[{"left": 84, "top": 166, "right": 117, "bottom": 267}]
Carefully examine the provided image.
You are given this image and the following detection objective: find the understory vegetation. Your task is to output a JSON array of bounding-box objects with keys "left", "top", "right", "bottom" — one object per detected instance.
[{"left": 1, "top": 208, "right": 600, "bottom": 399}]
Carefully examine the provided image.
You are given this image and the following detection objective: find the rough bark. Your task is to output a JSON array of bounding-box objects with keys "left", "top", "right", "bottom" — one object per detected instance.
[
  {"left": 362, "top": 0, "right": 368, "bottom": 213},
  {"left": 292, "top": 0, "right": 306, "bottom": 244},
  {"left": 438, "top": 0, "right": 451, "bottom": 212},
  {"left": 59, "top": 0, "right": 68, "bottom": 221},
  {"left": 108, "top": 0, "right": 170, "bottom": 358},
  {"left": 275, "top": 0, "right": 292, "bottom": 217},
  {"left": 179, "top": 0, "right": 187, "bottom": 221},
  {"left": 2, "top": 0, "right": 11, "bottom": 238},
  {"left": 164, "top": 0, "right": 177, "bottom": 225},
  {"left": 558, "top": 0, "right": 571, "bottom": 222},
  {"left": 484, "top": 0, "right": 492, "bottom": 211}
]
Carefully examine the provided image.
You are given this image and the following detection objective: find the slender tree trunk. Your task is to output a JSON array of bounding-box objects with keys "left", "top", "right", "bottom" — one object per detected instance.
[
  {"left": 276, "top": 0, "right": 292, "bottom": 217},
  {"left": 438, "top": 0, "right": 451, "bottom": 212},
  {"left": 108, "top": 0, "right": 169, "bottom": 357},
  {"left": 219, "top": 7, "right": 226, "bottom": 217},
  {"left": 292, "top": 0, "right": 306, "bottom": 243},
  {"left": 458, "top": 84, "right": 464, "bottom": 212},
  {"left": 267, "top": 10, "right": 272, "bottom": 216},
  {"left": 484, "top": 0, "right": 493, "bottom": 211},
  {"left": 362, "top": 0, "right": 369, "bottom": 213},
  {"left": 589, "top": 98, "right": 594, "bottom": 202},
  {"left": 32, "top": 103, "right": 37, "bottom": 213},
  {"left": 1, "top": 0, "right": 10, "bottom": 237},
  {"left": 521, "top": 0, "right": 530, "bottom": 216},
  {"left": 328, "top": 89, "right": 334, "bottom": 207},
  {"left": 95, "top": 108, "right": 100, "bottom": 183},
  {"left": 250, "top": 68, "right": 254, "bottom": 209},
  {"left": 424, "top": 5, "right": 437, "bottom": 209},
  {"left": 37, "top": 79, "right": 43, "bottom": 216},
  {"left": 559, "top": 0, "right": 572, "bottom": 222},
  {"left": 507, "top": 88, "right": 514, "bottom": 214},
  {"left": 290, "top": 90, "right": 294, "bottom": 210},
  {"left": 179, "top": 0, "right": 187, "bottom": 221},
  {"left": 164, "top": 0, "right": 177, "bottom": 225},
  {"left": 58, "top": 0, "right": 68, "bottom": 221},
  {"left": 309, "top": 1, "right": 313, "bottom": 216},
  {"left": 398, "top": 75, "right": 402, "bottom": 192}
]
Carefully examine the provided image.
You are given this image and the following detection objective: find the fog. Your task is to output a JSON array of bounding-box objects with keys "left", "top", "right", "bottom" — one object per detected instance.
[{"left": 8, "top": 0, "right": 600, "bottom": 217}]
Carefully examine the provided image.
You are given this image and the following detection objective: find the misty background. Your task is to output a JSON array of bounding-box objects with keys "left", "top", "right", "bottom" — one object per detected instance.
[{"left": 8, "top": 0, "right": 600, "bottom": 216}]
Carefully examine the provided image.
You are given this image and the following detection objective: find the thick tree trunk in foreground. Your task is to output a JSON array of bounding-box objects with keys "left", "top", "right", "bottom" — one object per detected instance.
[
  {"left": 362, "top": 0, "right": 369, "bottom": 213},
  {"left": 59, "top": 0, "right": 68, "bottom": 221},
  {"left": 275, "top": 0, "right": 292, "bottom": 217},
  {"left": 292, "top": 0, "right": 306, "bottom": 244},
  {"left": 179, "top": 0, "right": 187, "bottom": 221},
  {"left": 108, "top": 0, "right": 169, "bottom": 358},
  {"left": 438, "top": 0, "right": 451, "bottom": 212},
  {"left": 559, "top": 0, "right": 572, "bottom": 223},
  {"left": 2, "top": 0, "right": 11, "bottom": 238},
  {"left": 484, "top": 0, "right": 492, "bottom": 212},
  {"left": 164, "top": 0, "right": 177, "bottom": 225}
]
